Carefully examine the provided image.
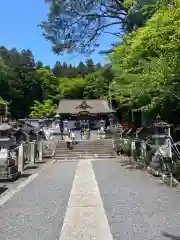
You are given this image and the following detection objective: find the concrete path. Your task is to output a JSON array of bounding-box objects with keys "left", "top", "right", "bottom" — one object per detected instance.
[
  {"left": 0, "top": 157, "right": 180, "bottom": 239},
  {"left": 59, "top": 160, "right": 113, "bottom": 240}
]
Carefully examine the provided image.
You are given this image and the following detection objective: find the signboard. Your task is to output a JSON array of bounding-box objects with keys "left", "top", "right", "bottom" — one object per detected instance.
[{"left": 131, "top": 141, "right": 136, "bottom": 150}]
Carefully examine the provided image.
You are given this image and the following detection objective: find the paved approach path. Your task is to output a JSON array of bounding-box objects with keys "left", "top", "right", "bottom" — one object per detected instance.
[{"left": 0, "top": 158, "right": 180, "bottom": 240}]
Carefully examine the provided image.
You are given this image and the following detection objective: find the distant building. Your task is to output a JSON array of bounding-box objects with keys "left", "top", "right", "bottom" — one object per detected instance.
[{"left": 56, "top": 99, "right": 115, "bottom": 129}]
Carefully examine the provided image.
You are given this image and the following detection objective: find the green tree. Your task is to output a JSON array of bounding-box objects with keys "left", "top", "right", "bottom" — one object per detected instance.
[
  {"left": 36, "top": 60, "right": 43, "bottom": 69},
  {"left": 108, "top": 0, "right": 180, "bottom": 123},
  {"left": 86, "top": 59, "right": 95, "bottom": 73},
  {"left": 40, "top": 0, "right": 168, "bottom": 54},
  {"left": 52, "top": 61, "right": 63, "bottom": 77},
  {"left": 35, "top": 68, "right": 59, "bottom": 100},
  {"left": 40, "top": 0, "right": 126, "bottom": 54},
  {"left": 30, "top": 99, "right": 57, "bottom": 117},
  {"left": 77, "top": 62, "right": 87, "bottom": 77},
  {"left": 0, "top": 44, "right": 106, "bottom": 119},
  {"left": 84, "top": 65, "right": 114, "bottom": 99},
  {"left": 59, "top": 77, "right": 87, "bottom": 99}
]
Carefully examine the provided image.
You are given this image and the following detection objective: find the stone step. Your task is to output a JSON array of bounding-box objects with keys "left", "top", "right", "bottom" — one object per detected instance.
[
  {"left": 55, "top": 140, "right": 114, "bottom": 158},
  {"left": 54, "top": 152, "right": 115, "bottom": 157},
  {"left": 58, "top": 139, "right": 112, "bottom": 142},
  {"left": 56, "top": 146, "right": 113, "bottom": 150},
  {"left": 57, "top": 144, "right": 113, "bottom": 148},
  {"left": 57, "top": 140, "right": 113, "bottom": 144},
  {"left": 57, "top": 143, "right": 113, "bottom": 147},
  {"left": 55, "top": 153, "right": 115, "bottom": 158},
  {"left": 57, "top": 148, "right": 113, "bottom": 152},
  {"left": 56, "top": 145, "right": 113, "bottom": 148},
  {"left": 55, "top": 149, "right": 114, "bottom": 153},
  {"left": 79, "top": 142, "right": 113, "bottom": 144},
  {"left": 54, "top": 154, "right": 115, "bottom": 160}
]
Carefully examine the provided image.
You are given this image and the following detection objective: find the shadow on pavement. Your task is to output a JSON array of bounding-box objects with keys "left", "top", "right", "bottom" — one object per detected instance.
[
  {"left": 20, "top": 173, "right": 32, "bottom": 178},
  {"left": 162, "top": 232, "right": 180, "bottom": 240},
  {"left": 36, "top": 161, "right": 48, "bottom": 164},
  {"left": 24, "top": 165, "right": 38, "bottom": 170},
  {"left": 0, "top": 186, "right": 8, "bottom": 195},
  {"left": 125, "top": 165, "right": 145, "bottom": 171},
  {"left": 120, "top": 162, "right": 131, "bottom": 166},
  {"left": 119, "top": 159, "right": 132, "bottom": 166}
]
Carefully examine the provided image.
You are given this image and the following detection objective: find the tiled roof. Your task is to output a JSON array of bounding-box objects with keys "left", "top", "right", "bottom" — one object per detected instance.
[{"left": 57, "top": 99, "right": 115, "bottom": 114}]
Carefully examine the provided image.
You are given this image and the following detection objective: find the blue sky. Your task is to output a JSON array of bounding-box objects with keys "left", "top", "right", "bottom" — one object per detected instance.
[{"left": 0, "top": 0, "right": 119, "bottom": 67}]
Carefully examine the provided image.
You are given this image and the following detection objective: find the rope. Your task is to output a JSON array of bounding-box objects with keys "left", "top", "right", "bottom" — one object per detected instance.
[
  {"left": 170, "top": 136, "right": 180, "bottom": 159},
  {"left": 10, "top": 140, "right": 46, "bottom": 153}
]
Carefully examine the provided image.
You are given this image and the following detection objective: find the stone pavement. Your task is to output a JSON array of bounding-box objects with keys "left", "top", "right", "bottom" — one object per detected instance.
[{"left": 0, "top": 156, "right": 180, "bottom": 239}]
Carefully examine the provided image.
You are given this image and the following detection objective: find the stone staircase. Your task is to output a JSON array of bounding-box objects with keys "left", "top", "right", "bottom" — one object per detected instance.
[{"left": 54, "top": 139, "right": 116, "bottom": 160}]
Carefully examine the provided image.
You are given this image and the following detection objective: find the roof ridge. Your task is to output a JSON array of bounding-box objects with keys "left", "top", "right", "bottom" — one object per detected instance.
[
  {"left": 59, "top": 99, "right": 107, "bottom": 101},
  {"left": 57, "top": 99, "right": 114, "bottom": 114}
]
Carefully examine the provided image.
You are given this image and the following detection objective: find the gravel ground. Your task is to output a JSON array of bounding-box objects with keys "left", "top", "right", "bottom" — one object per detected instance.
[
  {"left": 92, "top": 159, "right": 180, "bottom": 240},
  {"left": 0, "top": 161, "right": 77, "bottom": 240}
]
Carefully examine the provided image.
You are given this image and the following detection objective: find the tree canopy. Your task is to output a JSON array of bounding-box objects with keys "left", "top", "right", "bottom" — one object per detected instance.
[
  {"left": 30, "top": 99, "right": 57, "bottom": 118},
  {"left": 108, "top": 0, "right": 180, "bottom": 123},
  {"left": 0, "top": 46, "right": 107, "bottom": 118},
  {"left": 40, "top": 0, "right": 164, "bottom": 54}
]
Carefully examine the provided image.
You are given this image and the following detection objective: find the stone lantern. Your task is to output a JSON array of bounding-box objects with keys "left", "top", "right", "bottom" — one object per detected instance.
[
  {"left": 151, "top": 115, "right": 171, "bottom": 148},
  {"left": 63, "top": 119, "right": 68, "bottom": 132},
  {"left": 148, "top": 116, "right": 172, "bottom": 173},
  {"left": 109, "top": 113, "right": 114, "bottom": 127},
  {"left": 55, "top": 113, "right": 60, "bottom": 122},
  {"left": 0, "top": 120, "right": 20, "bottom": 180},
  {"left": 54, "top": 113, "right": 61, "bottom": 132},
  {"left": 100, "top": 119, "right": 105, "bottom": 129},
  {"left": 98, "top": 119, "right": 105, "bottom": 139}
]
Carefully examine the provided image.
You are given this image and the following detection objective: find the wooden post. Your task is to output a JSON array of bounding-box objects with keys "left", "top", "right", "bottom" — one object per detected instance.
[{"left": 18, "top": 143, "right": 24, "bottom": 173}]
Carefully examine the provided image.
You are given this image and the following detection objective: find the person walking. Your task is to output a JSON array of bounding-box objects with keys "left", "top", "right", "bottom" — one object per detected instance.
[
  {"left": 70, "top": 130, "right": 75, "bottom": 145},
  {"left": 65, "top": 129, "right": 72, "bottom": 149}
]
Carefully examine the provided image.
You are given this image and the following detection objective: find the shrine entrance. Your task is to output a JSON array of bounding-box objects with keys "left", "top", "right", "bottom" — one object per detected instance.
[{"left": 56, "top": 99, "right": 115, "bottom": 131}]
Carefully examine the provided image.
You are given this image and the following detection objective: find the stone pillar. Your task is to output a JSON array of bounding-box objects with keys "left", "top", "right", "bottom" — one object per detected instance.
[
  {"left": 27, "top": 142, "right": 31, "bottom": 162},
  {"left": 131, "top": 140, "right": 136, "bottom": 162},
  {"left": 18, "top": 143, "right": 24, "bottom": 173},
  {"left": 30, "top": 142, "right": 35, "bottom": 164},
  {"left": 38, "top": 141, "right": 43, "bottom": 161},
  {"left": 167, "top": 127, "right": 172, "bottom": 158}
]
